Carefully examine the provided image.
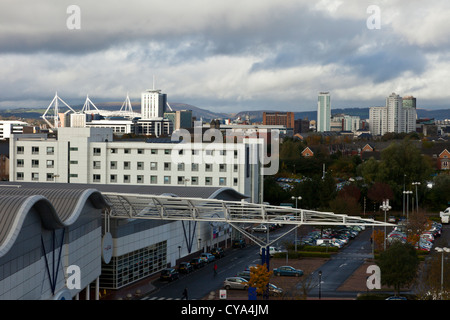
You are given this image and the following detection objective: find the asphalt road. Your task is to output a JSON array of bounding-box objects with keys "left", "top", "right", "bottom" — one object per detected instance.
[
  {"left": 307, "top": 227, "right": 373, "bottom": 298},
  {"left": 142, "top": 224, "right": 375, "bottom": 300}
]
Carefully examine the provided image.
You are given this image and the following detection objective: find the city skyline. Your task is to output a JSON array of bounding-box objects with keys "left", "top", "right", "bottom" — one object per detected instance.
[{"left": 1, "top": 1, "right": 450, "bottom": 112}]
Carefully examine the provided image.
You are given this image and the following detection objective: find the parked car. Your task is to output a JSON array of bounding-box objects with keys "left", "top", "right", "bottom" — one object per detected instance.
[
  {"left": 211, "top": 247, "right": 225, "bottom": 258},
  {"left": 235, "top": 270, "right": 251, "bottom": 280},
  {"left": 223, "top": 277, "right": 249, "bottom": 290},
  {"left": 268, "top": 283, "right": 283, "bottom": 296},
  {"left": 232, "top": 239, "right": 246, "bottom": 248},
  {"left": 252, "top": 224, "right": 269, "bottom": 233},
  {"left": 200, "top": 252, "right": 216, "bottom": 263},
  {"left": 160, "top": 268, "right": 179, "bottom": 281},
  {"left": 178, "top": 262, "right": 193, "bottom": 274},
  {"left": 190, "top": 257, "right": 206, "bottom": 269},
  {"left": 259, "top": 246, "right": 283, "bottom": 257},
  {"left": 273, "top": 266, "right": 304, "bottom": 277}
]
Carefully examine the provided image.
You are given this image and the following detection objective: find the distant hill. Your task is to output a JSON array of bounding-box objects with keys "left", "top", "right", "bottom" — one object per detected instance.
[
  {"left": 1, "top": 103, "right": 449, "bottom": 123},
  {"left": 235, "top": 108, "right": 450, "bottom": 122}
]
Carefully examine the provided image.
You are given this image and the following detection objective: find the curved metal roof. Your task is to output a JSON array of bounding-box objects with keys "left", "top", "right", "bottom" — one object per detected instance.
[{"left": 0, "top": 185, "right": 108, "bottom": 258}]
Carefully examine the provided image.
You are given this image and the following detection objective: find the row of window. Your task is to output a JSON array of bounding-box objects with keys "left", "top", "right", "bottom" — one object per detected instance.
[
  {"left": 17, "top": 145, "right": 240, "bottom": 157},
  {"left": 17, "top": 159, "right": 239, "bottom": 172},
  {"left": 15, "top": 171, "right": 238, "bottom": 186}
]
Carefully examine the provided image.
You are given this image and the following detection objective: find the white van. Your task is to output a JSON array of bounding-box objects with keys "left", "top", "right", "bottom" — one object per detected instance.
[
  {"left": 440, "top": 207, "right": 450, "bottom": 224},
  {"left": 259, "top": 246, "right": 282, "bottom": 257}
]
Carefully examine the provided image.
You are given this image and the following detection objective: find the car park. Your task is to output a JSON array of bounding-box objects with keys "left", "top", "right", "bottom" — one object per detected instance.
[
  {"left": 160, "top": 268, "right": 179, "bottom": 282},
  {"left": 273, "top": 266, "right": 303, "bottom": 277},
  {"left": 223, "top": 277, "right": 249, "bottom": 290},
  {"left": 190, "top": 257, "right": 206, "bottom": 269},
  {"left": 178, "top": 262, "right": 193, "bottom": 274},
  {"left": 200, "top": 252, "right": 216, "bottom": 263}
]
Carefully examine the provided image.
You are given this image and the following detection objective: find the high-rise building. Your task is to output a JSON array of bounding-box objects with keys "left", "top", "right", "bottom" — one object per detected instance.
[
  {"left": 402, "top": 96, "right": 417, "bottom": 133},
  {"left": 317, "top": 92, "right": 331, "bottom": 132},
  {"left": 369, "top": 93, "right": 417, "bottom": 136},
  {"left": 141, "top": 88, "right": 167, "bottom": 119}
]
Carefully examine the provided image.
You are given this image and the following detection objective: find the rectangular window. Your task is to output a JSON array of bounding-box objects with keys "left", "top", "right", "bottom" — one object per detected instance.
[
  {"left": 137, "top": 149, "right": 144, "bottom": 154},
  {"left": 17, "top": 146, "right": 24, "bottom": 154},
  {"left": 164, "top": 176, "right": 171, "bottom": 184},
  {"left": 31, "top": 159, "right": 39, "bottom": 168},
  {"left": 151, "top": 149, "right": 158, "bottom": 155},
  {"left": 110, "top": 148, "right": 117, "bottom": 154},
  {"left": 110, "top": 161, "right": 117, "bottom": 169},
  {"left": 17, "top": 159, "right": 24, "bottom": 167},
  {"left": 47, "top": 160, "right": 54, "bottom": 168},
  {"left": 70, "top": 160, "right": 78, "bottom": 165},
  {"left": 191, "top": 176, "right": 199, "bottom": 185},
  {"left": 32, "top": 146, "right": 39, "bottom": 155},
  {"left": 93, "top": 148, "right": 101, "bottom": 155},
  {"left": 177, "top": 176, "right": 184, "bottom": 185},
  {"left": 123, "top": 175, "right": 130, "bottom": 183},
  {"left": 47, "top": 146, "right": 54, "bottom": 155},
  {"left": 205, "top": 177, "right": 212, "bottom": 185},
  {"left": 205, "top": 163, "right": 212, "bottom": 172},
  {"left": 233, "top": 177, "right": 238, "bottom": 186},
  {"left": 164, "top": 149, "right": 171, "bottom": 155},
  {"left": 124, "top": 161, "right": 131, "bottom": 170},
  {"left": 191, "top": 163, "right": 199, "bottom": 171},
  {"left": 164, "top": 162, "right": 171, "bottom": 171},
  {"left": 93, "top": 174, "right": 101, "bottom": 182},
  {"left": 137, "top": 175, "right": 144, "bottom": 183},
  {"left": 177, "top": 163, "right": 185, "bottom": 171},
  {"left": 219, "top": 164, "right": 226, "bottom": 172},
  {"left": 219, "top": 177, "right": 227, "bottom": 186},
  {"left": 150, "top": 162, "right": 158, "bottom": 170},
  {"left": 124, "top": 148, "right": 131, "bottom": 154},
  {"left": 70, "top": 147, "right": 78, "bottom": 151},
  {"left": 32, "top": 172, "right": 39, "bottom": 181},
  {"left": 137, "top": 162, "right": 144, "bottom": 170},
  {"left": 93, "top": 161, "right": 101, "bottom": 169},
  {"left": 46, "top": 173, "right": 54, "bottom": 181},
  {"left": 150, "top": 175, "right": 157, "bottom": 184},
  {"left": 110, "top": 174, "right": 117, "bottom": 183},
  {"left": 16, "top": 172, "right": 24, "bottom": 180}
]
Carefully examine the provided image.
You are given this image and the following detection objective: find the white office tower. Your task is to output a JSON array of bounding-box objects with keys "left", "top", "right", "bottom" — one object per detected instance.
[
  {"left": 386, "top": 92, "right": 403, "bottom": 133},
  {"left": 317, "top": 92, "right": 331, "bottom": 132},
  {"left": 141, "top": 88, "right": 167, "bottom": 119}
]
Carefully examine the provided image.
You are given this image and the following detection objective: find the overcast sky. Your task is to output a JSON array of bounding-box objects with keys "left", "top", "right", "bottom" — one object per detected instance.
[{"left": 1, "top": 0, "right": 450, "bottom": 113}]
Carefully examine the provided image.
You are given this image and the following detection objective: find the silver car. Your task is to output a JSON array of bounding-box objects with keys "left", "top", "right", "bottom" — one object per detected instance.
[{"left": 223, "top": 277, "right": 249, "bottom": 290}]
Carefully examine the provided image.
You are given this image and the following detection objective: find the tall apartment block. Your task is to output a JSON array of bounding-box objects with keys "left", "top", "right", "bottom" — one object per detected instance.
[
  {"left": 317, "top": 92, "right": 331, "bottom": 132},
  {"left": 369, "top": 93, "right": 417, "bottom": 136}
]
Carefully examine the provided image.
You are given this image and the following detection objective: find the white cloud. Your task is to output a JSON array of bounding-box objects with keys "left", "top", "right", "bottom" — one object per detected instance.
[{"left": 0, "top": 1, "right": 449, "bottom": 112}]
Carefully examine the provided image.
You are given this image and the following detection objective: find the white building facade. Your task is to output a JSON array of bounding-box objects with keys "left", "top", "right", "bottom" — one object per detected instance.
[
  {"left": 369, "top": 93, "right": 417, "bottom": 136},
  {"left": 317, "top": 92, "right": 331, "bottom": 132},
  {"left": 9, "top": 127, "right": 262, "bottom": 203}
]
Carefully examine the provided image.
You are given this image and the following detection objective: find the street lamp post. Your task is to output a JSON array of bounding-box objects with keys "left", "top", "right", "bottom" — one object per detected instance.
[
  {"left": 291, "top": 196, "right": 302, "bottom": 252},
  {"left": 412, "top": 182, "right": 420, "bottom": 214},
  {"left": 380, "top": 199, "right": 392, "bottom": 251},
  {"left": 435, "top": 247, "right": 450, "bottom": 300},
  {"left": 403, "top": 190, "right": 412, "bottom": 223}
]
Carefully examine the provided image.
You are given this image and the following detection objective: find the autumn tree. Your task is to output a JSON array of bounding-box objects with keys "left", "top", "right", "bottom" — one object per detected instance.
[{"left": 248, "top": 264, "right": 273, "bottom": 299}]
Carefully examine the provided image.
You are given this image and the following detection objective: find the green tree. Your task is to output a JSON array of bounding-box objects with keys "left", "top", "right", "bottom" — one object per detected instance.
[{"left": 376, "top": 242, "right": 420, "bottom": 295}]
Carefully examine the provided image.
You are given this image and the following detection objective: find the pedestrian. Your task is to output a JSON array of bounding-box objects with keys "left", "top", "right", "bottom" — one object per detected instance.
[
  {"left": 213, "top": 262, "right": 218, "bottom": 276},
  {"left": 182, "top": 287, "right": 188, "bottom": 300}
]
